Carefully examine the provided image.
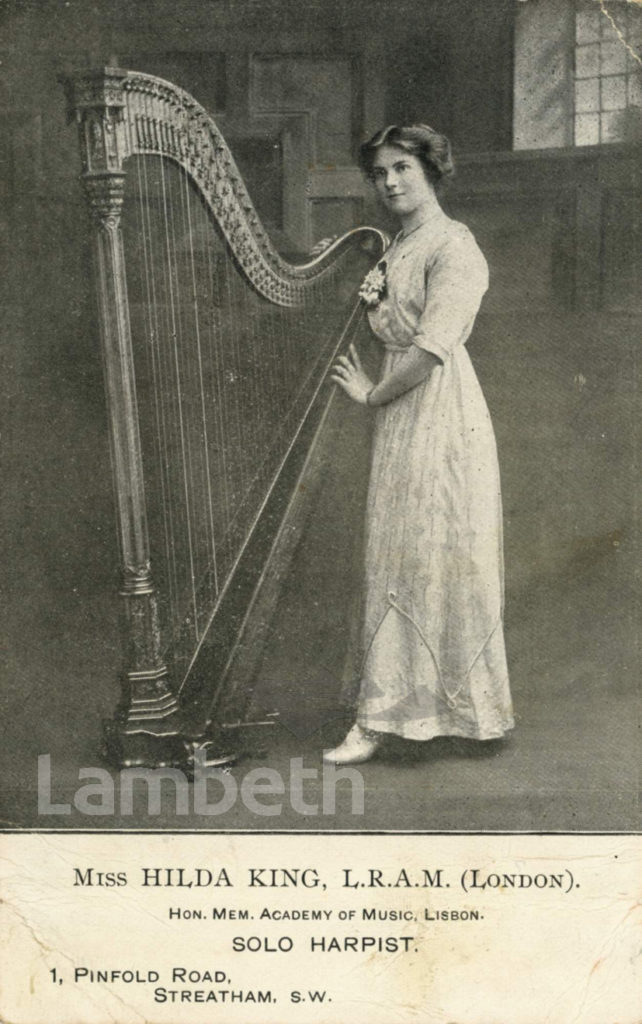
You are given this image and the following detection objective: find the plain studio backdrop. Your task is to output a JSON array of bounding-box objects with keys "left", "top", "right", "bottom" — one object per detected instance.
[{"left": 0, "top": 0, "right": 639, "bottom": 830}]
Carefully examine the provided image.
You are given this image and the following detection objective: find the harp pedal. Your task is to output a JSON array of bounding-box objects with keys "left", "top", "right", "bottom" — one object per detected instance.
[
  {"left": 184, "top": 739, "right": 238, "bottom": 771},
  {"left": 221, "top": 711, "right": 280, "bottom": 732},
  {"left": 184, "top": 712, "right": 280, "bottom": 771}
]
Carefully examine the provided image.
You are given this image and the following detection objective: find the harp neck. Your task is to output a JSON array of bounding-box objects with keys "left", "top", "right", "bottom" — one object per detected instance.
[{"left": 63, "top": 67, "right": 387, "bottom": 306}]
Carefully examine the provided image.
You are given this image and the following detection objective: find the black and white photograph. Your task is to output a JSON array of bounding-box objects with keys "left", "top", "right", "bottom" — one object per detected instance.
[{"left": 1, "top": 0, "right": 640, "bottom": 1020}]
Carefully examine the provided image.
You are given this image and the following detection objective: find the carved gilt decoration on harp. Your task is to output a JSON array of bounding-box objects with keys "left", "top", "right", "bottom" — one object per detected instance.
[{"left": 62, "top": 68, "right": 387, "bottom": 768}]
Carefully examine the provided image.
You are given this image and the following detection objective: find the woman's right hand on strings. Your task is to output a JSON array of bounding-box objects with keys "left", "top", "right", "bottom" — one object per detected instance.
[{"left": 330, "top": 344, "right": 374, "bottom": 405}]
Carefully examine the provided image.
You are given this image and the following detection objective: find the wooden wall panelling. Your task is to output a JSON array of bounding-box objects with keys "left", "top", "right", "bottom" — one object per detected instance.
[
  {"left": 574, "top": 180, "right": 604, "bottom": 312},
  {"left": 600, "top": 187, "right": 642, "bottom": 312},
  {"left": 451, "top": 147, "right": 641, "bottom": 314},
  {"left": 227, "top": 108, "right": 312, "bottom": 253},
  {"left": 361, "top": 35, "right": 387, "bottom": 139},
  {"left": 251, "top": 54, "right": 354, "bottom": 163},
  {"left": 221, "top": 112, "right": 310, "bottom": 255},
  {"left": 446, "top": 190, "right": 561, "bottom": 315},
  {"left": 224, "top": 52, "right": 251, "bottom": 124},
  {"left": 280, "top": 114, "right": 314, "bottom": 252},
  {"left": 310, "top": 197, "right": 365, "bottom": 245},
  {"left": 496, "top": 6, "right": 516, "bottom": 153},
  {"left": 249, "top": 52, "right": 366, "bottom": 251},
  {"left": 119, "top": 52, "right": 227, "bottom": 114},
  {"left": 550, "top": 188, "right": 578, "bottom": 311},
  {"left": 3, "top": 111, "right": 44, "bottom": 196},
  {"left": 307, "top": 166, "right": 380, "bottom": 245},
  {"left": 385, "top": 28, "right": 454, "bottom": 135},
  {"left": 224, "top": 131, "right": 284, "bottom": 234}
]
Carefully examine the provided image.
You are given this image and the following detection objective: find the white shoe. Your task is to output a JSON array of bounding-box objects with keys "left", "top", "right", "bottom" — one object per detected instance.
[{"left": 323, "top": 724, "right": 382, "bottom": 765}]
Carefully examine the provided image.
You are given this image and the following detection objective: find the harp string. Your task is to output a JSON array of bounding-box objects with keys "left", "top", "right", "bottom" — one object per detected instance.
[
  {"left": 242, "top": 268, "right": 266, "bottom": 499},
  {"left": 158, "top": 153, "right": 186, "bottom": 640},
  {"left": 224, "top": 223, "right": 248, "bottom": 522},
  {"left": 229, "top": 256, "right": 252, "bottom": 521},
  {"left": 266, "top": 299, "right": 284, "bottom": 473},
  {"left": 136, "top": 154, "right": 177, "bottom": 632},
  {"left": 186, "top": 182, "right": 221, "bottom": 603},
  {"left": 252, "top": 267, "right": 272, "bottom": 499},
  {"left": 185, "top": 169, "right": 214, "bottom": 632},
  {"left": 150, "top": 152, "right": 181, "bottom": 635},
  {"left": 179, "top": 159, "right": 218, "bottom": 633},
  {"left": 202, "top": 201, "right": 234, "bottom": 571},
  {"left": 174, "top": 159, "right": 196, "bottom": 628},
  {"left": 237, "top": 262, "right": 272, "bottom": 510},
  {"left": 159, "top": 149, "right": 199, "bottom": 642}
]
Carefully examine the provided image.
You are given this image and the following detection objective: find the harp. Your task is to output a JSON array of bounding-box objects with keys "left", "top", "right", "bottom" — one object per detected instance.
[{"left": 63, "top": 69, "right": 386, "bottom": 767}]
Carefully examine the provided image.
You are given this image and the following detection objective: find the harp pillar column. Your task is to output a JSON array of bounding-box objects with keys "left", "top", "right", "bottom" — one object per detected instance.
[{"left": 71, "top": 72, "right": 185, "bottom": 765}]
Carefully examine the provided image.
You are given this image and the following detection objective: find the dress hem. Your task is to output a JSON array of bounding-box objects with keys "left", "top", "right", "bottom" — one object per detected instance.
[{"left": 357, "top": 716, "right": 515, "bottom": 743}]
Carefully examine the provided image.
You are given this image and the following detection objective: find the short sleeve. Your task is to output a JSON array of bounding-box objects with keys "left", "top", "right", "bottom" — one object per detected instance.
[{"left": 412, "top": 228, "right": 489, "bottom": 363}]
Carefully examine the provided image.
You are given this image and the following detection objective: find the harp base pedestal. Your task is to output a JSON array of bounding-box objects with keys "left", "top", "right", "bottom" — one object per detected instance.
[
  {"left": 101, "top": 717, "right": 238, "bottom": 771},
  {"left": 102, "top": 720, "right": 188, "bottom": 769}
]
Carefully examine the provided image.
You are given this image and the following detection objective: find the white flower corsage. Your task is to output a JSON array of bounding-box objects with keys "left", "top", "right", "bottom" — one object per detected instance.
[{"left": 358, "top": 261, "right": 387, "bottom": 308}]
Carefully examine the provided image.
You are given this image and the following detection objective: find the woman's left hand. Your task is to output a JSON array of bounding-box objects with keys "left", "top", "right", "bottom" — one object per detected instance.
[{"left": 330, "top": 344, "right": 374, "bottom": 405}]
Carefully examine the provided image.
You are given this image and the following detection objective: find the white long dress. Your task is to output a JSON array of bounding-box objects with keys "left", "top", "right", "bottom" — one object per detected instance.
[{"left": 355, "top": 209, "right": 514, "bottom": 741}]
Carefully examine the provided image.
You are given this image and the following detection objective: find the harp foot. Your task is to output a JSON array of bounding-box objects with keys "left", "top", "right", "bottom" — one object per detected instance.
[{"left": 102, "top": 718, "right": 189, "bottom": 769}]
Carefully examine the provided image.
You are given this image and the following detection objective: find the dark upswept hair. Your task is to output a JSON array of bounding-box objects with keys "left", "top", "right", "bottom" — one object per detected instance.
[{"left": 359, "top": 124, "right": 454, "bottom": 187}]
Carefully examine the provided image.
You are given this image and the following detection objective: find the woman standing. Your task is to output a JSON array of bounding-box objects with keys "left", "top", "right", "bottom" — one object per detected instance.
[{"left": 326, "top": 124, "right": 514, "bottom": 765}]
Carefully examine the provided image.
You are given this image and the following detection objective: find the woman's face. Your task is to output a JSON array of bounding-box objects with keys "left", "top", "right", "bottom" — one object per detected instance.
[{"left": 370, "top": 144, "right": 434, "bottom": 218}]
